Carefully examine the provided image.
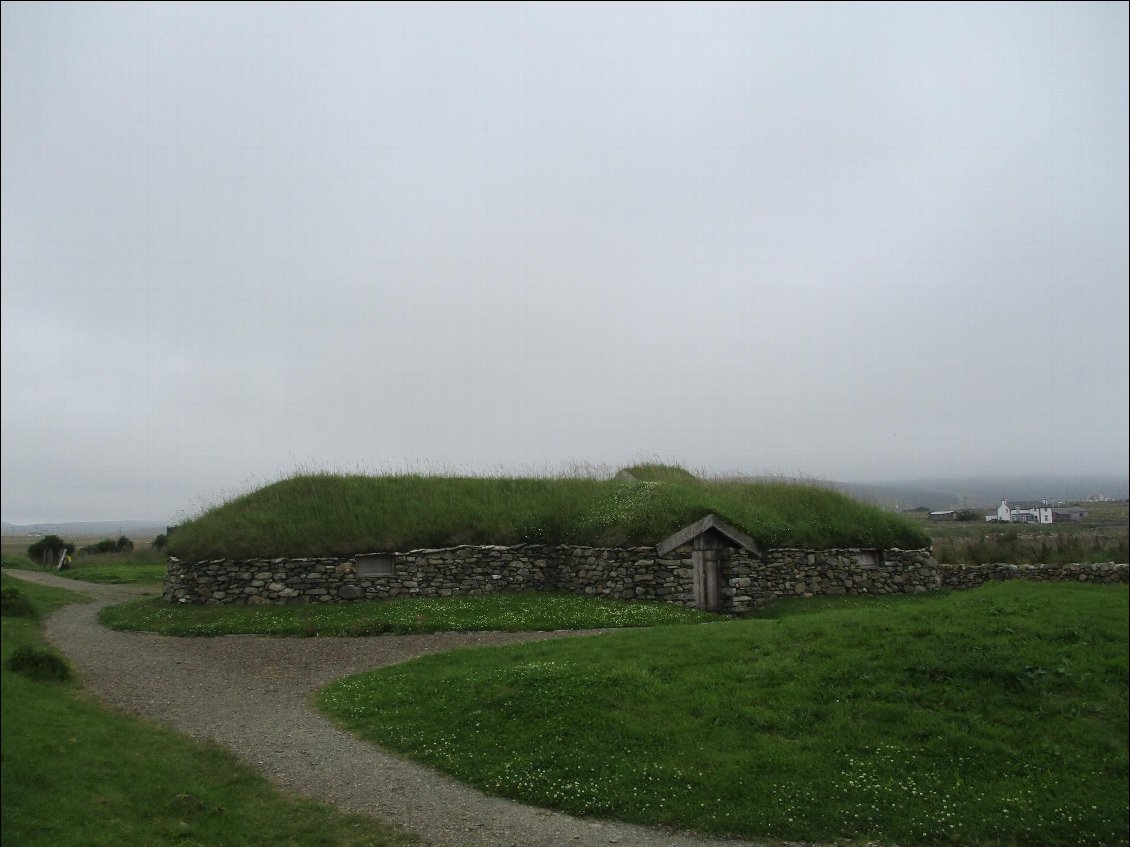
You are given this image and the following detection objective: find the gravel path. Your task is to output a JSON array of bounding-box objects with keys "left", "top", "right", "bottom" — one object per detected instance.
[{"left": 7, "top": 570, "right": 785, "bottom": 847}]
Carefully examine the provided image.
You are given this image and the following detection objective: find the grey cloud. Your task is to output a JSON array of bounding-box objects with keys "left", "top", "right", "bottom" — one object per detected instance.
[{"left": 2, "top": 2, "right": 1126, "bottom": 521}]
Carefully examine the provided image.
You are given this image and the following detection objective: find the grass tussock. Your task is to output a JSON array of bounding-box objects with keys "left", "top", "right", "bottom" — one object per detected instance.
[
  {"left": 101, "top": 592, "right": 720, "bottom": 637},
  {"left": 7, "top": 644, "right": 72, "bottom": 681},
  {"left": 169, "top": 468, "right": 929, "bottom": 560},
  {"left": 1, "top": 586, "right": 36, "bottom": 617},
  {"left": 318, "top": 581, "right": 1129, "bottom": 846},
  {"left": 0, "top": 573, "right": 410, "bottom": 847},
  {"left": 617, "top": 463, "right": 702, "bottom": 483}
]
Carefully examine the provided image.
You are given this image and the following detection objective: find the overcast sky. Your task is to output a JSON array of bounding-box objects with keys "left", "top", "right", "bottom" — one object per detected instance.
[{"left": 2, "top": 2, "right": 1127, "bottom": 523}]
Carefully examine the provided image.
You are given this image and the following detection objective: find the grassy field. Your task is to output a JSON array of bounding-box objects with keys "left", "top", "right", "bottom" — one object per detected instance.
[
  {"left": 0, "top": 573, "right": 412, "bottom": 847},
  {"left": 905, "top": 502, "right": 1129, "bottom": 565},
  {"left": 101, "top": 592, "right": 718, "bottom": 636},
  {"left": 2, "top": 553, "right": 167, "bottom": 585},
  {"left": 2, "top": 533, "right": 161, "bottom": 560},
  {"left": 167, "top": 466, "right": 930, "bottom": 560},
  {"left": 319, "top": 582, "right": 1129, "bottom": 846}
]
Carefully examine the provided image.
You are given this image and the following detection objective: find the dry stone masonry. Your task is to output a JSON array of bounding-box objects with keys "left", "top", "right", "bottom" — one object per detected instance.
[{"left": 162, "top": 543, "right": 1128, "bottom": 612}]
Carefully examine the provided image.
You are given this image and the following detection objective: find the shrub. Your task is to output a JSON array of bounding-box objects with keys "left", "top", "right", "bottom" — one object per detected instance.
[
  {"left": 27, "top": 535, "right": 75, "bottom": 566},
  {"left": 80, "top": 539, "right": 120, "bottom": 555},
  {"left": 7, "top": 645, "right": 72, "bottom": 682},
  {"left": 1, "top": 586, "right": 36, "bottom": 618},
  {"left": 79, "top": 536, "right": 135, "bottom": 556}
]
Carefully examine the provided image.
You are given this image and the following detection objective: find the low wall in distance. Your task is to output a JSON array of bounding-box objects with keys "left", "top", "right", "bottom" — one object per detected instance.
[
  {"left": 164, "top": 545, "right": 1126, "bottom": 614},
  {"left": 938, "top": 561, "right": 1129, "bottom": 589}
]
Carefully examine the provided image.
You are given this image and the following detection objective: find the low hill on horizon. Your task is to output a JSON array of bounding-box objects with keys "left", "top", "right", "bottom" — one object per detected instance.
[{"left": 1, "top": 520, "right": 169, "bottom": 539}]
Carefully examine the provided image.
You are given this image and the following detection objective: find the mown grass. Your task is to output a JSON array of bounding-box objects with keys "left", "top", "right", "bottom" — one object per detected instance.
[
  {"left": 2, "top": 554, "right": 166, "bottom": 585},
  {"left": 318, "top": 582, "right": 1129, "bottom": 846},
  {"left": 0, "top": 573, "right": 412, "bottom": 847},
  {"left": 168, "top": 468, "right": 929, "bottom": 560},
  {"left": 101, "top": 592, "right": 719, "bottom": 636}
]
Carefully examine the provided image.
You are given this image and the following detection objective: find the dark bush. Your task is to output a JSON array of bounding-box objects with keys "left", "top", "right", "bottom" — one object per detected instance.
[
  {"left": 1, "top": 586, "right": 35, "bottom": 618},
  {"left": 7, "top": 645, "right": 72, "bottom": 681},
  {"left": 80, "top": 539, "right": 120, "bottom": 555},
  {"left": 27, "top": 535, "right": 75, "bottom": 566},
  {"left": 77, "top": 536, "right": 135, "bottom": 556}
]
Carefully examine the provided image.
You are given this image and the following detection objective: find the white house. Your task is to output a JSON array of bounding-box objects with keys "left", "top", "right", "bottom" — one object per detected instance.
[{"left": 991, "top": 499, "right": 1059, "bottom": 524}]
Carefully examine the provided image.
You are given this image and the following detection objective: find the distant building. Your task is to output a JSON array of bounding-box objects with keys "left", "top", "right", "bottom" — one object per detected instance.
[
  {"left": 928, "top": 510, "right": 957, "bottom": 521},
  {"left": 988, "top": 499, "right": 1086, "bottom": 524},
  {"left": 1051, "top": 507, "right": 1087, "bottom": 522}
]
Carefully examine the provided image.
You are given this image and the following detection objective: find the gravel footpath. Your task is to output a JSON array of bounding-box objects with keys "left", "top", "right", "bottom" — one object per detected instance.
[{"left": 6, "top": 570, "right": 788, "bottom": 847}]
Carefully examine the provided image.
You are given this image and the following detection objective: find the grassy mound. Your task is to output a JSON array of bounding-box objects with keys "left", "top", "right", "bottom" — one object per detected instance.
[
  {"left": 318, "top": 582, "right": 1129, "bottom": 846},
  {"left": 169, "top": 469, "right": 929, "bottom": 560},
  {"left": 616, "top": 463, "right": 701, "bottom": 483}
]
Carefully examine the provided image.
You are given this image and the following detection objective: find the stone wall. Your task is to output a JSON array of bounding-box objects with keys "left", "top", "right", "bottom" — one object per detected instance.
[
  {"left": 719, "top": 548, "right": 941, "bottom": 613},
  {"left": 163, "top": 545, "right": 695, "bottom": 608},
  {"left": 165, "top": 546, "right": 1130, "bottom": 613},
  {"left": 938, "top": 561, "right": 1128, "bottom": 589}
]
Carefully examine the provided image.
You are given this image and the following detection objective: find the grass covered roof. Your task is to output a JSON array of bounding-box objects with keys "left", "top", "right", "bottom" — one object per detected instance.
[{"left": 168, "top": 466, "right": 930, "bottom": 560}]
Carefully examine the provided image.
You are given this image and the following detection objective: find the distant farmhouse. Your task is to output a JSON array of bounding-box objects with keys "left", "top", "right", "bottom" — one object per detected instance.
[{"left": 987, "top": 499, "right": 1088, "bottom": 524}]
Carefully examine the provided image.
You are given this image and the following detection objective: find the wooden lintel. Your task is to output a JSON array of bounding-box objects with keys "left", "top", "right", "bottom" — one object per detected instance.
[{"left": 656, "top": 514, "right": 759, "bottom": 557}]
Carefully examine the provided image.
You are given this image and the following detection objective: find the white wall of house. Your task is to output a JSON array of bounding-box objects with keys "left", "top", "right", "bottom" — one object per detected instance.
[{"left": 994, "top": 499, "right": 1058, "bottom": 524}]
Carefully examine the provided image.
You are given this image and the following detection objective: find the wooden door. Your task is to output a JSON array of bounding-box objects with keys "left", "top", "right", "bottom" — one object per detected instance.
[{"left": 692, "top": 533, "right": 722, "bottom": 612}]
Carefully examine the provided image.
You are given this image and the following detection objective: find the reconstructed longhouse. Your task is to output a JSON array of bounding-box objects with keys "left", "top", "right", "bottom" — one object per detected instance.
[{"left": 163, "top": 467, "right": 1126, "bottom": 612}]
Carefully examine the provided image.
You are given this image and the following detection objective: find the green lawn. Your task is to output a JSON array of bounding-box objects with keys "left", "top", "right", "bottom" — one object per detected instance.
[
  {"left": 0, "top": 573, "right": 412, "bottom": 847},
  {"left": 318, "top": 582, "right": 1129, "bottom": 846},
  {"left": 101, "top": 592, "right": 719, "bottom": 636}
]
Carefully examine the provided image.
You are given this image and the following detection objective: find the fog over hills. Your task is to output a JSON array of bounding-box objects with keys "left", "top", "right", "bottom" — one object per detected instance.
[
  {"left": 832, "top": 475, "right": 1129, "bottom": 510},
  {"left": 1, "top": 520, "right": 168, "bottom": 538}
]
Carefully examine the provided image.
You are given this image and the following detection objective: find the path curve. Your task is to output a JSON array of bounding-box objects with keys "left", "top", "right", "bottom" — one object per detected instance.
[{"left": 6, "top": 570, "right": 788, "bottom": 847}]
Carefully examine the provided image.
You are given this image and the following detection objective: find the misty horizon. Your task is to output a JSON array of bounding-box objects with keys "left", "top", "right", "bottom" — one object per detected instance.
[{"left": 3, "top": 464, "right": 1127, "bottom": 526}]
